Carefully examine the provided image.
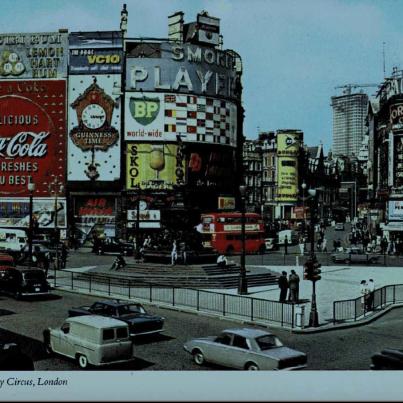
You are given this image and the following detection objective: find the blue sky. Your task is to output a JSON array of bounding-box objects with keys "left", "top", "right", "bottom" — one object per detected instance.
[{"left": 3, "top": 0, "right": 403, "bottom": 150}]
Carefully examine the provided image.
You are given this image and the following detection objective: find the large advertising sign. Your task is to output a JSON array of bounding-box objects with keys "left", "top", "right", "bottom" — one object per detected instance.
[
  {"left": 388, "top": 200, "right": 403, "bottom": 221},
  {"left": 69, "top": 31, "right": 123, "bottom": 75},
  {"left": 393, "top": 135, "right": 403, "bottom": 188},
  {"left": 126, "top": 42, "right": 239, "bottom": 100},
  {"left": 0, "top": 32, "right": 68, "bottom": 79},
  {"left": 68, "top": 75, "right": 121, "bottom": 181},
  {"left": 126, "top": 143, "right": 185, "bottom": 190},
  {"left": 186, "top": 145, "right": 236, "bottom": 190},
  {"left": 0, "top": 197, "right": 66, "bottom": 228},
  {"left": 125, "top": 92, "right": 237, "bottom": 146},
  {"left": 276, "top": 132, "right": 300, "bottom": 202},
  {"left": 0, "top": 80, "right": 66, "bottom": 196},
  {"left": 74, "top": 196, "right": 116, "bottom": 225}
]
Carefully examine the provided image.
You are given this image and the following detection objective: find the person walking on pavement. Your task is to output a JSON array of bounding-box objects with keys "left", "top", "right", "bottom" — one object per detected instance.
[
  {"left": 381, "top": 237, "right": 388, "bottom": 255},
  {"left": 284, "top": 235, "right": 288, "bottom": 255},
  {"left": 171, "top": 240, "right": 178, "bottom": 266},
  {"left": 367, "top": 279, "right": 375, "bottom": 311},
  {"left": 298, "top": 236, "right": 305, "bottom": 256},
  {"left": 60, "top": 243, "right": 68, "bottom": 269},
  {"left": 278, "top": 271, "right": 289, "bottom": 303},
  {"left": 288, "top": 270, "right": 300, "bottom": 303},
  {"left": 321, "top": 237, "right": 327, "bottom": 252}
]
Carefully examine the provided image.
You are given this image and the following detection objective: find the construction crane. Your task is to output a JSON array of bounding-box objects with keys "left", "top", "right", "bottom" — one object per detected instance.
[{"left": 334, "top": 83, "right": 379, "bottom": 96}]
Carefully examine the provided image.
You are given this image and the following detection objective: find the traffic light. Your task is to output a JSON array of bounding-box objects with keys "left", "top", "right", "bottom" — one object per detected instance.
[
  {"left": 304, "top": 259, "right": 322, "bottom": 281},
  {"left": 303, "top": 260, "right": 313, "bottom": 280},
  {"left": 312, "top": 261, "right": 322, "bottom": 281}
]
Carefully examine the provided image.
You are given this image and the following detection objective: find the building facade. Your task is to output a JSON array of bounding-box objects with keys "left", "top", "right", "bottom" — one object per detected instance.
[{"left": 331, "top": 92, "right": 369, "bottom": 158}]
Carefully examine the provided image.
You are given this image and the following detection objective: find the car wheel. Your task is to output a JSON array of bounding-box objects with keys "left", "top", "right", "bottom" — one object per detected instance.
[
  {"left": 97, "top": 248, "right": 103, "bottom": 256},
  {"left": 258, "top": 245, "right": 266, "bottom": 255},
  {"left": 246, "top": 362, "right": 259, "bottom": 370},
  {"left": 77, "top": 354, "right": 89, "bottom": 369},
  {"left": 15, "top": 291, "right": 22, "bottom": 300},
  {"left": 345, "top": 259, "right": 351, "bottom": 264},
  {"left": 192, "top": 349, "right": 205, "bottom": 366}
]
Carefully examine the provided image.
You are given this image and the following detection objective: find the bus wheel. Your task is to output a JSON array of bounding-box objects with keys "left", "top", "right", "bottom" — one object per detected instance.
[
  {"left": 258, "top": 245, "right": 266, "bottom": 255},
  {"left": 226, "top": 245, "right": 235, "bottom": 255}
]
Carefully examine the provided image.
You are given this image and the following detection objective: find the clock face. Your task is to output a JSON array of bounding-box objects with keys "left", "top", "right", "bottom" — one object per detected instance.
[{"left": 82, "top": 104, "right": 106, "bottom": 130}]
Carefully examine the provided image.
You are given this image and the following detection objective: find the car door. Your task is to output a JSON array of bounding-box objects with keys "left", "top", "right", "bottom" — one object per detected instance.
[
  {"left": 205, "top": 333, "right": 234, "bottom": 367},
  {"left": 52, "top": 323, "right": 74, "bottom": 357},
  {"left": 226, "top": 335, "right": 253, "bottom": 369}
]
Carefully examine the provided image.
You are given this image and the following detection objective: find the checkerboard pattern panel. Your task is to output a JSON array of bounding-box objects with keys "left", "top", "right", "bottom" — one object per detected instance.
[{"left": 164, "top": 94, "right": 237, "bottom": 146}]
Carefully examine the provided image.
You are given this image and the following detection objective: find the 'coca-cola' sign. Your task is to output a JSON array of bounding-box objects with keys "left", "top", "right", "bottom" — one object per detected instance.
[{"left": 0, "top": 80, "right": 66, "bottom": 196}]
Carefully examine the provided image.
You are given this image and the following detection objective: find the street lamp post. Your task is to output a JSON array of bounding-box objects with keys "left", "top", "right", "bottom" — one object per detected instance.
[
  {"left": 49, "top": 178, "right": 64, "bottom": 275},
  {"left": 135, "top": 194, "right": 140, "bottom": 261},
  {"left": 238, "top": 185, "right": 248, "bottom": 295},
  {"left": 301, "top": 181, "right": 307, "bottom": 243},
  {"left": 27, "top": 181, "right": 35, "bottom": 269},
  {"left": 308, "top": 188, "right": 319, "bottom": 327}
]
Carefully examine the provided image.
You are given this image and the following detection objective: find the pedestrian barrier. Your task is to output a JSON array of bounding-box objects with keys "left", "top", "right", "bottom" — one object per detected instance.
[
  {"left": 53, "top": 270, "right": 301, "bottom": 328},
  {"left": 333, "top": 284, "right": 403, "bottom": 324}
]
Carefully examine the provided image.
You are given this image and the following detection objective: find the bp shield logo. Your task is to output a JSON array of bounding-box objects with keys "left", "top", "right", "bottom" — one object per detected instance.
[{"left": 129, "top": 96, "right": 160, "bottom": 125}]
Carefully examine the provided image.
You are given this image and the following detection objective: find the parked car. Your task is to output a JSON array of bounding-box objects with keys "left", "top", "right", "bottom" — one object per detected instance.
[
  {"left": 335, "top": 222, "right": 345, "bottom": 231},
  {"left": 371, "top": 348, "right": 403, "bottom": 370},
  {"left": 96, "top": 238, "right": 134, "bottom": 256},
  {"left": 331, "top": 247, "right": 380, "bottom": 264},
  {"left": 265, "top": 238, "right": 279, "bottom": 251},
  {"left": 0, "top": 343, "right": 34, "bottom": 370},
  {"left": 68, "top": 300, "right": 165, "bottom": 337},
  {"left": 0, "top": 268, "right": 50, "bottom": 299},
  {"left": 183, "top": 328, "right": 307, "bottom": 370},
  {"left": 43, "top": 315, "right": 134, "bottom": 369}
]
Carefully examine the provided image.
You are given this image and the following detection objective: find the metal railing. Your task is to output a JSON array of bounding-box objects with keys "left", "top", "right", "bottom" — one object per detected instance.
[
  {"left": 53, "top": 270, "right": 299, "bottom": 328},
  {"left": 333, "top": 284, "right": 403, "bottom": 324}
]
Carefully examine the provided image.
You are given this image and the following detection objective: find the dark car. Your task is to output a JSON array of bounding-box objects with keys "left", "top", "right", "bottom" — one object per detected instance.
[
  {"left": 371, "top": 348, "right": 403, "bottom": 370},
  {"left": 0, "top": 343, "right": 34, "bottom": 370},
  {"left": 68, "top": 300, "right": 165, "bottom": 337},
  {"left": 0, "top": 268, "right": 50, "bottom": 299},
  {"left": 96, "top": 238, "right": 134, "bottom": 256}
]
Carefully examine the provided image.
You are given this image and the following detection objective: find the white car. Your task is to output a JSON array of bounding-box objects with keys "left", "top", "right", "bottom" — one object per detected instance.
[
  {"left": 43, "top": 315, "right": 134, "bottom": 369},
  {"left": 184, "top": 328, "right": 307, "bottom": 370}
]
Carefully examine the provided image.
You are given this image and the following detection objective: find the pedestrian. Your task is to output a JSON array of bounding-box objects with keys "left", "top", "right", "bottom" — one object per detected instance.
[
  {"left": 367, "top": 279, "right": 375, "bottom": 311},
  {"left": 288, "top": 269, "right": 300, "bottom": 303},
  {"left": 360, "top": 280, "right": 369, "bottom": 311},
  {"left": 381, "top": 237, "right": 388, "bottom": 254},
  {"left": 284, "top": 235, "right": 288, "bottom": 255},
  {"left": 278, "top": 271, "right": 289, "bottom": 303},
  {"left": 181, "top": 241, "right": 188, "bottom": 265},
  {"left": 217, "top": 254, "right": 228, "bottom": 269},
  {"left": 298, "top": 236, "right": 305, "bottom": 256},
  {"left": 321, "top": 237, "right": 327, "bottom": 252},
  {"left": 60, "top": 243, "right": 68, "bottom": 269},
  {"left": 171, "top": 240, "right": 178, "bottom": 266}
]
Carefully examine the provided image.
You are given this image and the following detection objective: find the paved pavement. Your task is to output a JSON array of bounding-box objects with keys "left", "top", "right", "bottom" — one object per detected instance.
[
  {"left": 62, "top": 246, "right": 403, "bottom": 327},
  {"left": 209, "top": 263, "right": 403, "bottom": 324}
]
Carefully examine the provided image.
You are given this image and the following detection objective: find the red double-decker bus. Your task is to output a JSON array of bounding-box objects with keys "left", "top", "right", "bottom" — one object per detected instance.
[{"left": 200, "top": 212, "right": 266, "bottom": 255}]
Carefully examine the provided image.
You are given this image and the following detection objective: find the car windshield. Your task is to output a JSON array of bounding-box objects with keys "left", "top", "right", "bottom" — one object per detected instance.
[
  {"left": 255, "top": 335, "right": 283, "bottom": 350},
  {"left": 22, "top": 271, "right": 45, "bottom": 281},
  {"left": 116, "top": 304, "right": 146, "bottom": 315}
]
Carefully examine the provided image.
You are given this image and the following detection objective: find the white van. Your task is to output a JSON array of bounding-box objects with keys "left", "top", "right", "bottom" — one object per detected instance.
[
  {"left": 0, "top": 229, "right": 27, "bottom": 252},
  {"left": 277, "top": 229, "right": 298, "bottom": 245},
  {"left": 43, "top": 315, "right": 134, "bottom": 369}
]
